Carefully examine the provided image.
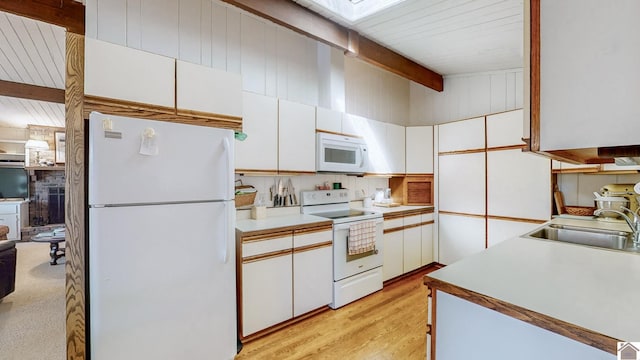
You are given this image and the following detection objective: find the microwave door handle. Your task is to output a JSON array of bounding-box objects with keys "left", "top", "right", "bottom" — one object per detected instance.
[{"left": 359, "top": 145, "right": 366, "bottom": 168}]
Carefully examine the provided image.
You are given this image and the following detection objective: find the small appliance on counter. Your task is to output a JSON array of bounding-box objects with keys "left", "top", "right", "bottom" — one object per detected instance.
[{"left": 599, "top": 184, "right": 640, "bottom": 213}]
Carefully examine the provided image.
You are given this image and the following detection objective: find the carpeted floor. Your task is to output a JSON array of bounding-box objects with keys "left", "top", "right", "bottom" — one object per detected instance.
[{"left": 0, "top": 241, "right": 65, "bottom": 360}]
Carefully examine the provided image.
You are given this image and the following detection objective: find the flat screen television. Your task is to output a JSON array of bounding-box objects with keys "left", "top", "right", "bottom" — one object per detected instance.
[{"left": 0, "top": 168, "right": 28, "bottom": 199}]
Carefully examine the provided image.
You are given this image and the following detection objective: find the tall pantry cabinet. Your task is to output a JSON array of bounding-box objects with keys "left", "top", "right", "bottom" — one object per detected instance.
[{"left": 437, "top": 110, "right": 551, "bottom": 265}]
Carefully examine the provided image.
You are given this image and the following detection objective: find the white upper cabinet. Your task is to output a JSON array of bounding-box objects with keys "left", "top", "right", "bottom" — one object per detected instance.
[
  {"left": 278, "top": 100, "right": 316, "bottom": 172},
  {"left": 387, "top": 123, "right": 406, "bottom": 174},
  {"left": 176, "top": 60, "right": 242, "bottom": 118},
  {"left": 84, "top": 38, "right": 175, "bottom": 108},
  {"left": 235, "top": 92, "right": 278, "bottom": 171},
  {"left": 486, "top": 110, "right": 525, "bottom": 148},
  {"left": 316, "top": 107, "right": 343, "bottom": 133},
  {"left": 438, "top": 117, "right": 485, "bottom": 152},
  {"left": 342, "top": 113, "right": 368, "bottom": 138},
  {"left": 487, "top": 149, "right": 551, "bottom": 221},
  {"left": 406, "top": 126, "right": 434, "bottom": 174},
  {"left": 539, "top": 1, "right": 640, "bottom": 151}
]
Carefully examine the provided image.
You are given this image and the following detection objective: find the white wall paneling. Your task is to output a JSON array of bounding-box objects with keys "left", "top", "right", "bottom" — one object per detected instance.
[
  {"left": 409, "top": 69, "right": 523, "bottom": 125},
  {"left": 140, "top": 0, "right": 180, "bottom": 58},
  {"left": 178, "top": 0, "right": 202, "bottom": 64},
  {"left": 210, "top": 1, "right": 228, "bottom": 70},
  {"left": 240, "top": 15, "right": 266, "bottom": 94}
]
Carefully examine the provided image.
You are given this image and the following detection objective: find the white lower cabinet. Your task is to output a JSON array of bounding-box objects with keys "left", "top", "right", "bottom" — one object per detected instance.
[
  {"left": 293, "top": 228, "right": 333, "bottom": 317},
  {"left": 383, "top": 210, "right": 434, "bottom": 281},
  {"left": 438, "top": 213, "right": 486, "bottom": 265},
  {"left": 239, "top": 225, "right": 332, "bottom": 338},
  {"left": 487, "top": 219, "right": 541, "bottom": 248},
  {"left": 0, "top": 202, "right": 27, "bottom": 241},
  {"left": 242, "top": 252, "right": 292, "bottom": 336},
  {"left": 421, "top": 213, "right": 434, "bottom": 266},
  {"left": 403, "top": 215, "right": 422, "bottom": 273},
  {"left": 383, "top": 228, "right": 403, "bottom": 281}
]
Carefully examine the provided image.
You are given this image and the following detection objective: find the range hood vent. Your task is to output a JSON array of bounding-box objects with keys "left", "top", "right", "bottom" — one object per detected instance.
[{"left": 614, "top": 157, "right": 640, "bottom": 166}]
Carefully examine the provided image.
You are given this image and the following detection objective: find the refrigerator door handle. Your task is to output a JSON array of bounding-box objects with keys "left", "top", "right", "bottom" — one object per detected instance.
[
  {"left": 223, "top": 137, "right": 232, "bottom": 196},
  {"left": 222, "top": 201, "right": 230, "bottom": 264}
]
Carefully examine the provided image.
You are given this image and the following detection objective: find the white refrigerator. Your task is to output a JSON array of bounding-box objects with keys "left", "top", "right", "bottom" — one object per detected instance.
[{"left": 88, "top": 112, "right": 237, "bottom": 360}]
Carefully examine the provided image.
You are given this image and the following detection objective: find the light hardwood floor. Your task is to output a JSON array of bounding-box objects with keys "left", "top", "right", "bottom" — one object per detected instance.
[{"left": 235, "top": 267, "right": 437, "bottom": 360}]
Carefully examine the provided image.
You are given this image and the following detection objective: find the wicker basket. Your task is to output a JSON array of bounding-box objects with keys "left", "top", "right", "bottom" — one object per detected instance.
[
  {"left": 235, "top": 180, "right": 257, "bottom": 208},
  {"left": 564, "top": 206, "right": 596, "bottom": 216}
]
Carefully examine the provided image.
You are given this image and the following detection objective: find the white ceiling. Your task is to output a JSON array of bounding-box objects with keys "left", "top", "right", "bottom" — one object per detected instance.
[
  {"left": 0, "top": 11, "right": 66, "bottom": 129},
  {"left": 292, "top": 0, "right": 524, "bottom": 75},
  {"left": 0, "top": 0, "right": 524, "bottom": 129}
]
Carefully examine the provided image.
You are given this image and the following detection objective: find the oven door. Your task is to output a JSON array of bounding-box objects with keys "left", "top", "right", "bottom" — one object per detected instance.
[
  {"left": 316, "top": 133, "right": 368, "bottom": 173},
  {"left": 333, "top": 218, "right": 383, "bottom": 281}
]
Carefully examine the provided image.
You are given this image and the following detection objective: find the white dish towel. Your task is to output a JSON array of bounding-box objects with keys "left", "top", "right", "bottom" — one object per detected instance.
[{"left": 348, "top": 221, "right": 377, "bottom": 255}]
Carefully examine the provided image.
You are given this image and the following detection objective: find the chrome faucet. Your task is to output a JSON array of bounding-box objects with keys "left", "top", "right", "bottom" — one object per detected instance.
[{"left": 593, "top": 207, "right": 640, "bottom": 246}]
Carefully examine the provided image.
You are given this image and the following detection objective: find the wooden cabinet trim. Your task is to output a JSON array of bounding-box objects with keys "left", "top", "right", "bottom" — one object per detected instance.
[
  {"left": 294, "top": 225, "right": 333, "bottom": 235},
  {"left": 235, "top": 169, "right": 279, "bottom": 176},
  {"left": 383, "top": 212, "right": 405, "bottom": 221},
  {"left": 383, "top": 227, "right": 404, "bottom": 234},
  {"left": 438, "top": 148, "right": 485, "bottom": 156},
  {"left": 439, "top": 211, "right": 485, "bottom": 219},
  {"left": 420, "top": 220, "right": 435, "bottom": 226},
  {"left": 238, "top": 220, "right": 332, "bottom": 239},
  {"left": 242, "top": 249, "right": 292, "bottom": 263},
  {"left": 486, "top": 144, "right": 526, "bottom": 152},
  {"left": 423, "top": 277, "right": 618, "bottom": 355},
  {"left": 84, "top": 95, "right": 243, "bottom": 131},
  {"left": 293, "top": 241, "right": 333, "bottom": 254},
  {"left": 242, "top": 230, "right": 293, "bottom": 243},
  {"left": 486, "top": 215, "right": 547, "bottom": 224}
]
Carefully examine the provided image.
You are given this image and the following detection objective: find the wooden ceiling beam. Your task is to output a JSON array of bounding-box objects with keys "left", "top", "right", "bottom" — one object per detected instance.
[
  {"left": 220, "top": 0, "right": 443, "bottom": 91},
  {"left": 0, "top": 79, "right": 65, "bottom": 104},
  {"left": 0, "top": 0, "right": 85, "bottom": 34}
]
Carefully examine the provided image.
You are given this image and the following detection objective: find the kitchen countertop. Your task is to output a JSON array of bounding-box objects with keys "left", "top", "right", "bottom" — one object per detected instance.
[
  {"left": 424, "top": 216, "right": 640, "bottom": 353},
  {"left": 235, "top": 213, "right": 331, "bottom": 234}
]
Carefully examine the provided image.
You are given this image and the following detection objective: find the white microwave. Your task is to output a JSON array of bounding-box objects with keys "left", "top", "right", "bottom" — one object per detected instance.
[{"left": 316, "top": 132, "right": 369, "bottom": 174}]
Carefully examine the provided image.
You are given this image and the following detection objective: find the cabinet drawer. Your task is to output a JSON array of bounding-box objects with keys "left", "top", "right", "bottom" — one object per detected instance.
[
  {"left": 421, "top": 213, "right": 434, "bottom": 222},
  {"left": 404, "top": 215, "right": 421, "bottom": 226},
  {"left": 243, "top": 235, "right": 292, "bottom": 258},
  {"left": 294, "top": 229, "right": 332, "bottom": 248},
  {"left": 383, "top": 218, "right": 403, "bottom": 230},
  {"left": 0, "top": 204, "right": 18, "bottom": 215}
]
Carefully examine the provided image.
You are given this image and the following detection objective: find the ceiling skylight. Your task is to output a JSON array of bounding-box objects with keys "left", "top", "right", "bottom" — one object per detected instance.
[{"left": 308, "top": 0, "right": 409, "bottom": 23}]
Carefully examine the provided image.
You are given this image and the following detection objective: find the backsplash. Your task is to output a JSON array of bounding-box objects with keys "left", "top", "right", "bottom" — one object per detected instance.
[
  {"left": 234, "top": 174, "right": 389, "bottom": 208},
  {"left": 557, "top": 173, "right": 640, "bottom": 207}
]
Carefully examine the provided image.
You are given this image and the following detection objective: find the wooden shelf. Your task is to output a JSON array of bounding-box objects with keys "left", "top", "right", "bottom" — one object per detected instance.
[{"left": 26, "top": 166, "right": 65, "bottom": 171}]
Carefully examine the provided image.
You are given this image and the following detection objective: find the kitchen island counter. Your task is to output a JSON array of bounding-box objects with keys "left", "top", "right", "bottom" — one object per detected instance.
[{"left": 424, "top": 216, "right": 640, "bottom": 357}]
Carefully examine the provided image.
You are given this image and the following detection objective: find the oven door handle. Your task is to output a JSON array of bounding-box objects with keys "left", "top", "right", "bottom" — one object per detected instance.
[{"left": 333, "top": 218, "right": 383, "bottom": 231}]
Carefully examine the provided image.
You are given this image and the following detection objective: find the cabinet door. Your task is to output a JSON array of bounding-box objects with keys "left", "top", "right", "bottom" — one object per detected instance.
[
  {"left": 487, "top": 219, "right": 541, "bottom": 248},
  {"left": 176, "top": 60, "right": 242, "bottom": 118},
  {"left": 316, "top": 107, "right": 342, "bottom": 133},
  {"left": 278, "top": 100, "right": 316, "bottom": 172},
  {"left": 486, "top": 110, "right": 525, "bottom": 148},
  {"left": 438, "top": 214, "right": 485, "bottom": 265},
  {"left": 539, "top": 1, "right": 640, "bottom": 151},
  {"left": 406, "top": 126, "right": 434, "bottom": 174},
  {"left": 387, "top": 123, "right": 406, "bottom": 174},
  {"left": 403, "top": 225, "right": 422, "bottom": 273},
  {"left": 366, "top": 119, "right": 390, "bottom": 174},
  {"left": 293, "top": 228, "right": 332, "bottom": 316},
  {"left": 421, "top": 223, "right": 434, "bottom": 266},
  {"left": 342, "top": 113, "right": 368, "bottom": 137},
  {"left": 242, "top": 253, "right": 292, "bottom": 336},
  {"left": 439, "top": 152, "right": 486, "bottom": 215},
  {"left": 294, "top": 245, "right": 332, "bottom": 316},
  {"left": 487, "top": 149, "right": 551, "bottom": 221},
  {"left": 0, "top": 213, "right": 18, "bottom": 241},
  {"left": 382, "top": 229, "right": 403, "bottom": 281},
  {"left": 84, "top": 38, "right": 175, "bottom": 108},
  {"left": 235, "top": 92, "right": 278, "bottom": 171},
  {"left": 438, "top": 117, "right": 485, "bottom": 152}
]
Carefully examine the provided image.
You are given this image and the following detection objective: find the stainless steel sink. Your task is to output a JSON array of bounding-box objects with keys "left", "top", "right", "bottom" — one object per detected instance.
[{"left": 526, "top": 224, "right": 631, "bottom": 250}]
